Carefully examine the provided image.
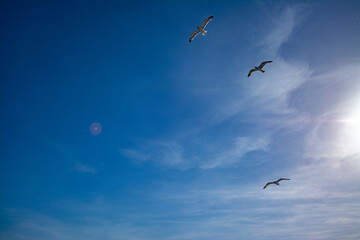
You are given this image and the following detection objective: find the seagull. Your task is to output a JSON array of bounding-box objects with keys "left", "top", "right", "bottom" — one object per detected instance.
[
  {"left": 263, "top": 178, "right": 290, "bottom": 189},
  {"left": 189, "top": 16, "right": 214, "bottom": 43},
  {"left": 248, "top": 61, "right": 272, "bottom": 77}
]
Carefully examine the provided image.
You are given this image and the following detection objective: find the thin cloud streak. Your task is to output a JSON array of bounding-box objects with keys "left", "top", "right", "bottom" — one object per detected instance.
[
  {"left": 121, "top": 140, "right": 186, "bottom": 168},
  {"left": 200, "top": 136, "right": 270, "bottom": 169},
  {"left": 257, "top": 5, "right": 309, "bottom": 56},
  {"left": 72, "top": 162, "right": 98, "bottom": 174}
]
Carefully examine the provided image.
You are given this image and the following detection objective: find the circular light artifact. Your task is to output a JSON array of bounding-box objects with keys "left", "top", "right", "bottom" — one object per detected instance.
[{"left": 90, "top": 122, "right": 102, "bottom": 135}]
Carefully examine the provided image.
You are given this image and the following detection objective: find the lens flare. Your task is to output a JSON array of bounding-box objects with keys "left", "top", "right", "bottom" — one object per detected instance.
[
  {"left": 333, "top": 105, "right": 360, "bottom": 158},
  {"left": 90, "top": 122, "right": 102, "bottom": 135}
]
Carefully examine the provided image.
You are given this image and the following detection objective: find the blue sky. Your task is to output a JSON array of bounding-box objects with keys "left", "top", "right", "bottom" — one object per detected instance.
[{"left": 1, "top": 0, "right": 360, "bottom": 239}]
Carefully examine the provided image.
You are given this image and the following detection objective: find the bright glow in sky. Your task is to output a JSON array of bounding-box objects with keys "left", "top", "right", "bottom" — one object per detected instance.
[{"left": 1, "top": 1, "right": 360, "bottom": 240}]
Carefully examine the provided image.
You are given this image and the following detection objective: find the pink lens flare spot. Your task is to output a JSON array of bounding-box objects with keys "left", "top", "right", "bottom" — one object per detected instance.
[{"left": 90, "top": 122, "right": 102, "bottom": 135}]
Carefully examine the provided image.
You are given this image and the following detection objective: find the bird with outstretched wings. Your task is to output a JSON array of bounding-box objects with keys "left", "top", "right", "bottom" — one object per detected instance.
[
  {"left": 263, "top": 178, "right": 290, "bottom": 189},
  {"left": 189, "top": 16, "right": 214, "bottom": 42},
  {"left": 248, "top": 60, "right": 273, "bottom": 77}
]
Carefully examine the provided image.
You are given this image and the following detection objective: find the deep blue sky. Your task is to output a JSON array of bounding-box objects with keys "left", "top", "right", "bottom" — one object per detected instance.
[{"left": 1, "top": 1, "right": 360, "bottom": 239}]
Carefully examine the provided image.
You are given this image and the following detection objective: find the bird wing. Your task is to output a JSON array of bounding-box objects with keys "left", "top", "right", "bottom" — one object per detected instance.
[
  {"left": 189, "top": 29, "right": 201, "bottom": 42},
  {"left": 200, "top": 16, "right": 214, "bottom": 29},
  {"left": 263, "top": 182, "right": 274, "bottom": 189},
  {"left": 248, "top": 68, "right": 256, "bottom": 77},
  {"left": 277, "top": 178, "right": 290, "bottom": 182},
  {"left": 259, "top": 61, "right": 272, "bottom": 69}
]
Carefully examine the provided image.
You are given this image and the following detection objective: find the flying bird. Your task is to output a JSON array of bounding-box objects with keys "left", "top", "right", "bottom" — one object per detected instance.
[
  {"left": 189, "top": 16, "right": 214, "bottom": 43},
  {"left": 263, "top": 178, "right": 290, "bottom": 189},
  {"left": 248, "top": 61, "right": 272, "bottom": 77}
]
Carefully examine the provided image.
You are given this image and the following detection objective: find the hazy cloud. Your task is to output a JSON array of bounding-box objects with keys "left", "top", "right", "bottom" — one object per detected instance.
[
  {"left": 72, "top": 162, "right": 98, "bottom": 174},
  {"left": 201, "top": 136, "right": 270, "bottom": 169}
]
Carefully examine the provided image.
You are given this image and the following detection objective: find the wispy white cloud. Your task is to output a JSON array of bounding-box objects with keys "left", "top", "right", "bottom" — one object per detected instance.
[
  {"left": 200, "top": 136, "right": 270, "bottom": 169},
  {"left": 121, "top": 136, "right": 270, "bottom": 170},
  {"left": 72, "top": 162, "right": 98, "bottom": 174},
  {"left": 121, "top": 140, "right": 185, "bottom": 168},
  {"left": 120, "top": 149, "right": 150, "bottom": 161},
  {"left": 257, "top": 5, "right": 309, "bottom": 56}
]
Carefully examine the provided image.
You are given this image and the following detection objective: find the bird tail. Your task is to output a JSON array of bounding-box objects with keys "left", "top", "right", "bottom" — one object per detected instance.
[
  {"left": 202, "top": 30, "right": 207, "bottom": 35},
  {"left": 261, "top": 70, "right": 265, "bottom": 73}
]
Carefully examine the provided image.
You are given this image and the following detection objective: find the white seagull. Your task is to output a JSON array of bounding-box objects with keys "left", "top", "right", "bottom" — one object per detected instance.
[
  {"left": 263, "top": 178, "right": 290, "bottom": 189},
  {"left": 248, "top": 61, "right": 272, "bottom": 77},
  {"left": 189, "top": 16, "right": 214, "bottom": 42}
]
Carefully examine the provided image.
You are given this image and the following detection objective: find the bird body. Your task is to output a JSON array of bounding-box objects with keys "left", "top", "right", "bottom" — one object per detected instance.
[
  {"left": 254, "top": 66, "right": 264, "bottom": 72},
  {"left": 197, "top": 26, "right": 207, "bottom": 35},
  {"left": 189, "top": 16, "right": 213, "bottom": 42},
  {"left": 248, "top": 61, "right": 272, "bottom": 77},
  {"left": 263, "top": 178, "right": 290, "bottom": 189}
]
